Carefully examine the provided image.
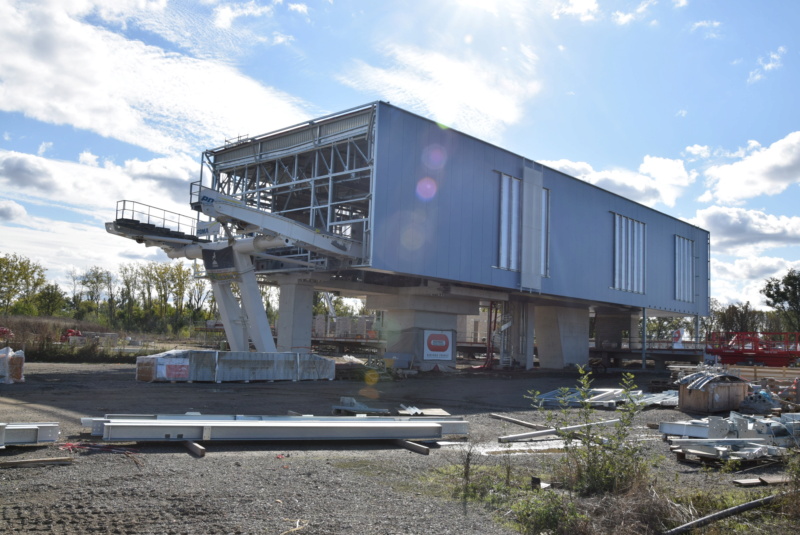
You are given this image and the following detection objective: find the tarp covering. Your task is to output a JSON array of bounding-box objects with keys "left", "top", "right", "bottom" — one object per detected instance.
[{"left": 136, "top": 350, "right": 335, "bottom": 382}]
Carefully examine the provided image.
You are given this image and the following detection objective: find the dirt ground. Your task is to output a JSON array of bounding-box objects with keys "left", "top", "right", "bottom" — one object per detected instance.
[{"left": 0, "top": 363, "right": 787, "bottom": 534}]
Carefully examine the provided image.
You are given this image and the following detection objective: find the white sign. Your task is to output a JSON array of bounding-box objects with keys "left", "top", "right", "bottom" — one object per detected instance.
[{"left": 423, "top": 330, "right": 452, "bottom": 361}]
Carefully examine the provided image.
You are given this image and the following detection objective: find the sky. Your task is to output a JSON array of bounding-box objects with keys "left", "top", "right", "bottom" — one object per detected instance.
[{"left": 1, "top": 0, "right": 799, "bottom": 310}]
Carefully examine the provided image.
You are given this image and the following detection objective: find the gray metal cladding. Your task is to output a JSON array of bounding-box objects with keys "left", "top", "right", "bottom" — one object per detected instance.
[{"left": 370, "top": 102, "right": 709, "bottom": 316}]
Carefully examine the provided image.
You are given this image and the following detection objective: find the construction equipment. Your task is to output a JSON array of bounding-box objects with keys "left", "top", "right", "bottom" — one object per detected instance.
[{"left": 706, "top": 332, "right": 800, "bottom": 367}]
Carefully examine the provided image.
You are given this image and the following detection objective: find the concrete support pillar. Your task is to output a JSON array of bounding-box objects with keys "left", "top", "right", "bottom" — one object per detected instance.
[
  {"left": 507, "top": 300, "right": 537, "bottom": 369},
  {"left": 535, "top": 306, "right": 590, "bottom": 369},
  {"left": 277, "top": 280, "right": 314, "bottom": 353},
  {"left": 211, "top": 280, "right": 249, "bottom": 352},
  {"left": 234, "top": 252, "right": 277, "bottom": 352},
  {"left": 366, "top": 294, "right": 478, "bottom": 371},
  {"left": 594, "top": 311, "right": 639, "bottom": 350}
]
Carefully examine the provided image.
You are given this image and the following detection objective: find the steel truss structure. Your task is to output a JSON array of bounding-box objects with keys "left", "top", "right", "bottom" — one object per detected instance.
[{"left": 200, "top": 104, "right": 376, "bottom": 272}]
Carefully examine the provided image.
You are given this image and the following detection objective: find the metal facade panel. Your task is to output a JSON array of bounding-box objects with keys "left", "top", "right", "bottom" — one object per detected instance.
[{"left": 368, "top": 102, "right": 710, "bottom": 315}]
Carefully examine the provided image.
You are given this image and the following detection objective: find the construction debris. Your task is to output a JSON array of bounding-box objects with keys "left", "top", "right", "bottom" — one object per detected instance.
[
  {"left": 331, "top": 397, "right": 389, "bottom": 415},
  {"left": 532, "top": 388, "right": 642, "bottom": 409},
  {"left": 498, "top": 418, "right": 620, "bottom": 443},
  {"left": 661, "top": 411, "right": 800, "bottom": 462}
]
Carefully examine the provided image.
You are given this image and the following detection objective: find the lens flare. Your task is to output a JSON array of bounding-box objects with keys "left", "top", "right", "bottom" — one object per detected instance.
[
  {"left": 416, "top": 177, "right": 438, "bottom": 201},
  {"left": 421, "top": 144, "right": 447, "bottom": 170}
]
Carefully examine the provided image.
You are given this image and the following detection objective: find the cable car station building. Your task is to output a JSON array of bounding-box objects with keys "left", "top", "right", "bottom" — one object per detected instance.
[{"left": 108, "top": 102, "right": 710, "bottom": 371}]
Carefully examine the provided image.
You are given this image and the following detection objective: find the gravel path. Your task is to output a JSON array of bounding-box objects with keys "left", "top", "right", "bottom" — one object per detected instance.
[{"left": 0, "top": 363, "right": 785, "bottom": 533}]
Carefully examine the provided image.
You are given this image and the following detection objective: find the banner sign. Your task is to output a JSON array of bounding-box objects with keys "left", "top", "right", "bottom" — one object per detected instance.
[{"left": 423, "top": 330, "right": 453, "bottom": 361}]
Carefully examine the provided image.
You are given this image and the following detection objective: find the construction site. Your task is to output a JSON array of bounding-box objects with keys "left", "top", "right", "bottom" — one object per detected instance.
[{"left": 3, "top": 102, "right": 800, "bottom": 533}]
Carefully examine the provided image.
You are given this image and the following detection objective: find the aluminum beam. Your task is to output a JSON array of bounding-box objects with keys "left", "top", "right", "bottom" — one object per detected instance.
[
  {"left": 100, "top": 420, "right": 443, "bottom": 442},
  {"left": 83, "top": 414, "right": 468, "bottom": 438},
  {"left": 0, "top": 422, "right": 60, "bottom": 448}
]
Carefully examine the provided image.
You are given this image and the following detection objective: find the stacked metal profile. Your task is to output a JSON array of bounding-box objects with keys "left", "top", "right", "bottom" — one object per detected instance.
[
  {"left": 81, "top": 413, "right": 469, "bottom": 443},
  {"left": 660, "top": 411, "right": 800, "bottom": 460},
  {"left": 136, "top": 349, "right": 335, "bottom": 382},
  {"left": 0, "top": 422, "right": 60, "bottom": 448}
]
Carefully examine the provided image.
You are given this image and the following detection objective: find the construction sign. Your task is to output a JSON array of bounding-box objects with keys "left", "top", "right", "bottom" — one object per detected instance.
[{"left": 423, "top": 330, "right": 453, "bottom": 361}]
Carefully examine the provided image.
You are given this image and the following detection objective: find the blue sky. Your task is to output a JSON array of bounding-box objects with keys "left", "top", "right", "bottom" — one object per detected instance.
[{"left": 1, "top": 0, "right": 799, "bottom": 309}]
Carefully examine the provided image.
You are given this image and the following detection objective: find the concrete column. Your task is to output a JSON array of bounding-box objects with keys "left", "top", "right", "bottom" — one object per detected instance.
[
  {"left": 234, "top": 252, "right": 277, "bottom": 353},
  {"left": 535, "top": 306, "right": 590, "bottom": 368},
  {"left": 211, "top": 280, "right": 249, "bottom": 352},
  {"left": 277, "top": 280, "right": 314, "bottom": 353},
  {"left": 366, "top": 294, "right": 478, "bottom": 371},
  {"left": 594, "top": 311, "right": 637, "bottom": 350},
  {"left": 507, "top": 299, "right": 536, "bottom": 369}
]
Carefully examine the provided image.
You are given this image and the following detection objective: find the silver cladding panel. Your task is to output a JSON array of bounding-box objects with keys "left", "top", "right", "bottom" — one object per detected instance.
[{"left": 371, "top": 102, "right": 710, "bottom": 315}]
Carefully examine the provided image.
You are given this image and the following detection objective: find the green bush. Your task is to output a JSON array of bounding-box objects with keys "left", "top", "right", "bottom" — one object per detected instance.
[
  {"left": 537, "top": 368, "right": 649, "bottom": 496},
  {"left": 512, "top": 491, "right": 589, "bottom": 535}
]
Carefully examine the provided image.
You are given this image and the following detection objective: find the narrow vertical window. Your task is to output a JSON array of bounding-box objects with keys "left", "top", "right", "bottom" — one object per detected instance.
[
  {"left": 540, "top": 188, "right": 550, "bottom": 277},
  {"left": 613, "top": 213, "right": 645, "bottom": 293},
  {"left": 675, "top": 235, "right": 694, "bottom": 302},
  {"left": 499, "top": 174, "right": 521, "bottom": 270}
]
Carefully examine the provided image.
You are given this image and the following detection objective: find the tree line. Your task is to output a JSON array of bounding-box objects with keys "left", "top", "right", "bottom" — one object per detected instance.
[
  {"left": 2, "top": 251, "right": 799, "bottom": 337},
  {"left": 0, "top": 252, "right": 215, "bottom": 335}
]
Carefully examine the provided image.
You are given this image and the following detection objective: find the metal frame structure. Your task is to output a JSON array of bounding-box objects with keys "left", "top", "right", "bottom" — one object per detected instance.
[{"left": 198, "top": 103, "right": 376, "bottom": 272}]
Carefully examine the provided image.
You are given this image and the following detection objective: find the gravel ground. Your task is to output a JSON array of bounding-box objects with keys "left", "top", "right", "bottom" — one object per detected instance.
[{"left": 0, "top": 363, "right": 788, "bottom": 534}]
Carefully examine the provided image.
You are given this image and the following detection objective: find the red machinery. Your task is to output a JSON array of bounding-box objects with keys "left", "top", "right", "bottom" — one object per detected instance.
[
  {"left": 60, "top": 329, "right": 83, "bottom": 342},
  {"left": 706, "top": 332, "right": 800, "bottom": 367}
]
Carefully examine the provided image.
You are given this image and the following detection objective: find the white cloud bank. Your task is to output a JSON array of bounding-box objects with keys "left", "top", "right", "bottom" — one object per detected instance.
[
  {"left": 0, "top": 0, "right": 310, "bottom": 159},
  {"left": 701, "top": 131, "right": 800, "bottom": 205},
  {"left": 541, "top": 155, "right": 696, "bottom": 208},
  {"left": 339, "top": 44, "right": 541, "bottom": 142}
]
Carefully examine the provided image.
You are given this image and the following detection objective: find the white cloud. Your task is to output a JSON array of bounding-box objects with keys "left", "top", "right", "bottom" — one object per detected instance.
[
  {"left": 690, "top": 20, "right": 721, "bottom": 38},
  {"left": 0, "top": 200, "right": 27, "bottom": 221},
  {"left": 0, "top": 1, "right": 310, "bottom": 160},
  {"left": 2, "top": 132, "right": 10, "bottom": 141},
  {"left": 79, "top": 151, "right": 99, "bottom": 167},
  {"left": 0, "top": 149, "right": 194, "bottom": 217},
  {"left": 213, "top": 1, "right": 275, "bottom": 29},
  {"left": 676, "top": 109, "right": 687, "bottom": 118},
  {"left": 748, "top": 46, "right": 787, "bottom": 84},
  {"left": 0, "top": 213, "right": 168, "bottom": 288},
  {"left": 710, "top": 256, "right": 800, "bottom": 307},
  {"left": 684, "top": 144, "right": 710, "bottom": 159},
  {"left": 612, "top": 0, "right": 656, "bottom": 25},
  {"left": 272, "top": 31, "right": 295, "bottom": 45},
  {"left": 288, "top": 3, "right": 308, "bottom": 15},
  {"left": 339, "top": 44, "right": 541, "bottom": 141},
  {"left": 551, "top": 0, "right": 599, "bottom": 22},
  {"left": 542, "top": 156, "right": 696, "bottom": 208},
  {"left": 702, "top": 131, "right": 800, "bottom": 204},
  {"left": 673, "top": 0, "right": 688, "bottom": 7},
  {"left": 690, "top": 206, "right": 800, "bottom": 256},
  {"left": 37, "top": 142, "right": 53, "bottom": 156}
]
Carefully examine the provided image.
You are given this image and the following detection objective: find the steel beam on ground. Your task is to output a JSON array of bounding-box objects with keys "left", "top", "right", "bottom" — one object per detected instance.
[
  {"left": 659, "top": 420, "right": 710, "bottom": 439},
  {"left": 99, "top": 420, "right": 443, "bottom": 442},
  {"left": 0, "top": 423, "right": 60, "bottom": 447},
  {"left": 498, "top": 419, "right": 620, "bottom": 443},
  {"left": 84, "top": 414, "right": 468, "bottom": 437}
]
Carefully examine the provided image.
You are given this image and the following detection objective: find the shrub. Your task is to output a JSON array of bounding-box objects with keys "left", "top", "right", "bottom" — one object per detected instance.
[{"left": 536, "top": 368, "right": 649, "bottom": 496}]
